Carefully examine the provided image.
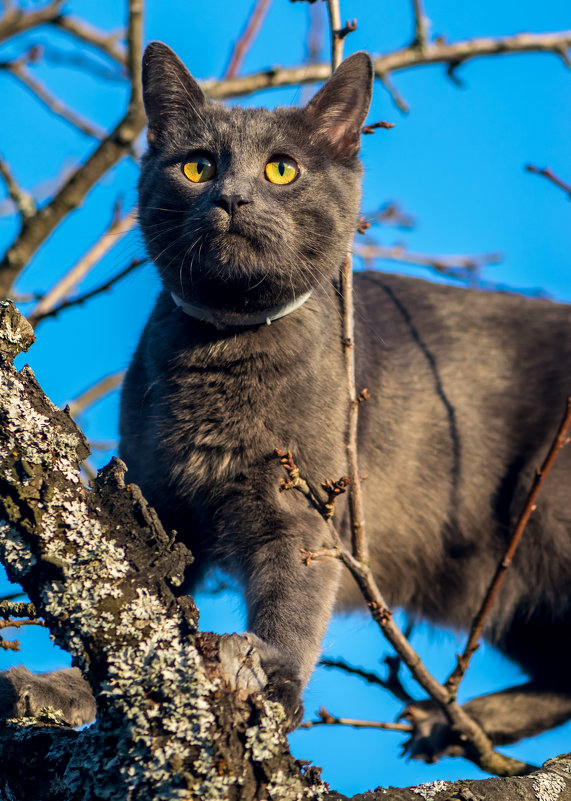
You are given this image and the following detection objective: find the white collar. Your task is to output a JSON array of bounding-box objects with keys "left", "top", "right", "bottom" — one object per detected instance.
[{"left": 170, "top": 290, "right": 312, "bottom": 330}]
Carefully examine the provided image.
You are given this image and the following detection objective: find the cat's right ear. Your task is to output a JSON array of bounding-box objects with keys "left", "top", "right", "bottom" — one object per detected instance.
[
  {"left": 304, "top": 51, "right": 373, "bottom": 162},
  {"left": 142, "top": 42, "right": 207, "bottom": 146}
]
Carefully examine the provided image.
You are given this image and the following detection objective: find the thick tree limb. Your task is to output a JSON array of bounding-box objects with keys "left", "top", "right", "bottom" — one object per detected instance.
[{"left": 0, "top": 301, "right": 316, "bottom": 800}]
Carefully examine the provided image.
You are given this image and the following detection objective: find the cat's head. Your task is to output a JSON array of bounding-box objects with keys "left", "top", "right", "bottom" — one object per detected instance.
[{"left": 139, "top": 42, "right": 372, "bottom": 313}]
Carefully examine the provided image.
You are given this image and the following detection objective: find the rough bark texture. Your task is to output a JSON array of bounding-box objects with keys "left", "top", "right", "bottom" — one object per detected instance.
[{"left": 1, "top": 300, "right": 571, "bottom": 800}]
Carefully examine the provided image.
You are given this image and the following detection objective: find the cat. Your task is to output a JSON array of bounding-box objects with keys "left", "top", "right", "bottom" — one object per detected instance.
[
  {"left": 116, "top": 42, "right": 571, "bottom": 755},
  {"left": 5, "top": 42, "right": 568, "bottom": 760}
]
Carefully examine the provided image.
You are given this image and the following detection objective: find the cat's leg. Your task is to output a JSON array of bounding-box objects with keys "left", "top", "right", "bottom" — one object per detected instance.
[
  {"left": 0, "top": 666, "right": 95, "bottom": 727},
  {"left": 239, "top": 516, "right": 341, "bottom": 730},
  {"left": 403, "top": 614, "right": 571, "bottom": 761},
  {"left": 403, "top": 682, "right": 571, "bottom": 762}
]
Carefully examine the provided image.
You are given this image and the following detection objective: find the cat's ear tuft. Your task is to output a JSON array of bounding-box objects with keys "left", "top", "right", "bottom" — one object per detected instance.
[
  {"left": 142, "top": 42, "right": 207, "bottom": 146},
  {"left": 304, "top": 52, "right": 373, "bottom": 161}
]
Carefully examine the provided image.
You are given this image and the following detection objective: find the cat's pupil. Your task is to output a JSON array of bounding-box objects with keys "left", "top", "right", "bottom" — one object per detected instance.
[
  {"left": 197, "top": 162, "right": 204, "bottom": 174},
  {"left": 278, "top": 162, "right": 285, "bottom": 176}
]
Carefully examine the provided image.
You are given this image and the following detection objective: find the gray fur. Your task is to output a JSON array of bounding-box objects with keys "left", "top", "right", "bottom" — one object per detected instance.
[
  {"left": 0, "top": 666, "right": 95, "bottom": 727},
  {"left": 119, "top": 43, "right": 571, "bottom": 750}
]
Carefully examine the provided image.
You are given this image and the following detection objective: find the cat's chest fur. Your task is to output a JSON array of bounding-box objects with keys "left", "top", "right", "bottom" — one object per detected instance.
[{"left": 130, "top": 289, "right": 348, "bottom": 505}]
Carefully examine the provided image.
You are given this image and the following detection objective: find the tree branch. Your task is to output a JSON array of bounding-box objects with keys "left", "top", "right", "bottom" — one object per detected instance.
[
  {"left": 202, "top": 30, "right": 571, "bottom": 99},
  {"left": 26, "top": 206, "right": 138, "bottom": 327},
  {"left": 1, "top": 59, "right": 105, "bottom": 139},
  {"left": 0, "top": 151, "right": 36, "bottom": 219},
  {"left": 355, "top": 243, "right": 501, "bottom": 282},
  {"left": 52, "top": 14, "right": 126, "bottom": 67},
  {"left": 0, "top": 0, "right": 64, "bottom": 44},
  {"left": 0, "top": 301, "right": 317, "bottom": 800},
  {"left": 0, "top": 2, "right": 145, "bottom": 298},
  {"left": 284, "top": 452, "right": 533, "bottom": 776},
  {"left": 224, "top": 0, "right": 273, "bottom": 79},
  {"left": 67, "top": 371, "right": 125, "bottom": 418},
  {"left": 300, "top": 706, "right": 412, "bottom": 732},
  {"left": 526, "top": 164, "right": 571, "bottom": 199}
]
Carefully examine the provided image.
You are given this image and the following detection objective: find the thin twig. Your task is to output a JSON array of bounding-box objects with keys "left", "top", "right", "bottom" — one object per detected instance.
[
  {"left": 325, "top": 0, "right": 343, "bottom": 71},
  {"left": 320, "top": 656, "right": 415, "bottom": 704},
  {"left": 377, "top": 72, "right": 410, "bottom": 112},
  {"left": 0, "top": 618, "right": 44, "bottom": 629},
  {"left": 340, "top": 255, "right": 369, "bottom": 564},
  {"left": 0, "top": 0, "right": 64, "bottom": 45},
  {"left": 224, "top": 0, "right": 273, "bottom": 79},
  {"left": 67, "top": 371, "right": 125, "bottom": 418},
  {"left": 0, "top": 2, "right": 145, "bottom": 296},
  {"left": 446, "top": 397, "right": 571, "bottom": 697},
  {"left": 355, "top": 243, "right": 501, "bottom": 281},
  {"left": 411, "top": 0, "right": 430, "bottom": 51},
  {"left": 286, "top": 451, "right": 532, "bottom": 775},
  {"left": 27, "top": 208, "right": 138, "bottom": 327},
  {"left": 300, "top": 706, "right": 412, "bottom": 732},
  {"left": 30, "top": 257, "right": 145, "bottom": 327},
  {"left": 526, "top": 165, "right": 571, "bottom": 199},
  {"left": 2, "top": 61, "right": 105, "bottom": 139},
  {"left": 53, "top": 15, "right": 126, "bottom": 67},
  {"left": 0, "top": 152, "right": 36, "bottom": 218}
]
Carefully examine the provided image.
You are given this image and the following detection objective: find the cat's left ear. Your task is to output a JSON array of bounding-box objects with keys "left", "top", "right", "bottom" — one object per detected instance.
[
  {"left": 304, "top": 52, "right": 373, "bottom": 161},
  {"left": 142, "top": 41, "right": 207, "bottom": 145}
]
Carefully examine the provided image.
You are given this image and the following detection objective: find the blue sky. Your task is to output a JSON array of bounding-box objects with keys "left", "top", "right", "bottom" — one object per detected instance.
[{"left": 0, "top": 0, "right": 570, "bottom": 794}]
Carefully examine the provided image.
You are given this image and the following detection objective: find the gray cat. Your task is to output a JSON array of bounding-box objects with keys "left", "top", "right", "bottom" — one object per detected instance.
[{"left": 121, "top": 41, "right": 570, "bottom": 757}]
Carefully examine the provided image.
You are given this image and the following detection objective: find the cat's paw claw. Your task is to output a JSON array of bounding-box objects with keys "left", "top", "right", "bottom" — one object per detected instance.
[{"left": 244, "top": 634, "right": 304, "bottom": 731}]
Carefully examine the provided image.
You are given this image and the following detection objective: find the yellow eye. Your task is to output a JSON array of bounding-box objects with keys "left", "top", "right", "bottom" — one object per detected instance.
[
  {"left": 183, "top": 155, "right": 216, "bottom": 183},
  {"left": 265, "top": 157, "right": 298, "bottom": 185}
]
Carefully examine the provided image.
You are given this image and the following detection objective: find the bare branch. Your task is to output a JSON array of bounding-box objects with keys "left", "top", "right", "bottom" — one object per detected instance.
[
  {"left": 0, "top": 0, "right": 64, "bottom": 44},
  {"left": 2, "top": 59, "right": 105, "bottom": 139},
  {"left": 377, "top": 71, "right": 410, "bottom": 112},
  {"left": 0, "top": 152, "right": 36, "bottom": 218},
  {"left": 67, "top": 371, "right": 125, "bottom": 418},
  {"left": 411, "top": 0, "right": 430, "bottom": 51},
  {"left": 284, "top": 449, "right": 532, "bottom": 776},
  {"left": 0, "top": 4, "right": 145, "bottom": 297},
  {"left": 526, "top": 164, "right": 571, "bottom": 199},
  {"left": 202, "top": 30, "right": 571, "bottom": 99},
  {"left": 34, "top": 257, "right": 144, "bottom": 325},
  {"left": 0, "top": 618, "right": 44, "bottom": 629},
  {"left": 27, "top": 207, "right": 138, "bottom": 326},
  {"left": 224, "top": 0, "right": 273, "bottom": 79},
  {"left": 300, "top": 706, "right": 412, "bottom": 732},
  {"left": 354, "top": 243, "right": 502, "bottom": 281},
  {"left": 320, "top": 656, "right": 415, "bottom": 704},
  {"left": 325, "top": 0, "right": 343, "bottom": 71},
  {"left": 446, "top": 397, "right": 571, "bottom": 697},
  {"left": 340, "top": 255, "right": 369, "bottom": 564},
  {"left": 52, "top": 15, "right": 126, "bottom": 66}
]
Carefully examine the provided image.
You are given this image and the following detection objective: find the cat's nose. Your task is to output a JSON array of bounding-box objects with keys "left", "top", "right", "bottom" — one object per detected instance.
[{"left": 215, "top": 193, "right": 251, "bottom": 216}]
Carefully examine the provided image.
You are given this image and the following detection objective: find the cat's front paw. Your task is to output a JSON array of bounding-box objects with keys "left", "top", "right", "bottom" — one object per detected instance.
[
  {"left": 244, "top": 634, "right": 304, "bottom": 731},
  {"left": 400, "top": 700, "right": 465, "bottom": 763}
]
